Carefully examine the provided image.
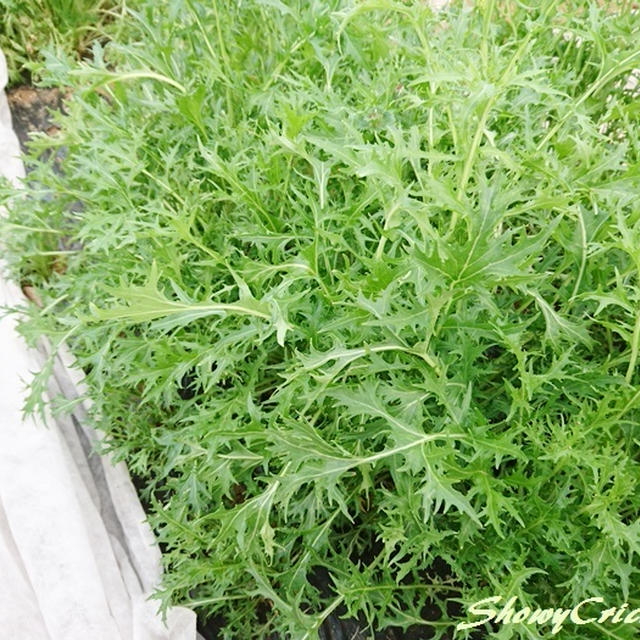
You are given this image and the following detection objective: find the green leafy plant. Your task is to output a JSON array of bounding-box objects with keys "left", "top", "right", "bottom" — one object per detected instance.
[
  {"left": 3, "top": 1, "right": 640, "bottom": 638},
  {"left": 0, "top": 0, "right": 132, "bottom": 83}
]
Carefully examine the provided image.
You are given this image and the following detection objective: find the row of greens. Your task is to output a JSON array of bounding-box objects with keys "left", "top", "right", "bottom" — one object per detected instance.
[{"left": 3, "top": 1, "right": 640, "bottom": 638}]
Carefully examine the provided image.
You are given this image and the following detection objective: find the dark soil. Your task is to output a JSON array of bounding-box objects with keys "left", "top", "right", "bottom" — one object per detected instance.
[{"left": 7, "top": 85, "right": 68, "bottom": 152}]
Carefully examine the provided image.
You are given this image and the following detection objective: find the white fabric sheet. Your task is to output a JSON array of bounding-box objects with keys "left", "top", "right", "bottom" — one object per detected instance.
[{"left": 0, "top": 48, "right": 198, "bottom": 640}]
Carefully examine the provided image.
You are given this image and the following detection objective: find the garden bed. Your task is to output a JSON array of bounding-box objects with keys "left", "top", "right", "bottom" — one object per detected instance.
[{"left": 3, "top": 2, "right": 640, "bottom": 639}]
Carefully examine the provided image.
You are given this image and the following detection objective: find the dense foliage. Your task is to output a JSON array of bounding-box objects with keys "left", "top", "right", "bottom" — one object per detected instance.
[{"left": 3, "top": 1, "right": 640, "bottom": 638}]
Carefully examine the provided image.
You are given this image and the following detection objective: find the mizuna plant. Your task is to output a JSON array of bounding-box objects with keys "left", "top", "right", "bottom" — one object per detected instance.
[{"left": 3, "top": 1, "right": 640, "bottom": 638}]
